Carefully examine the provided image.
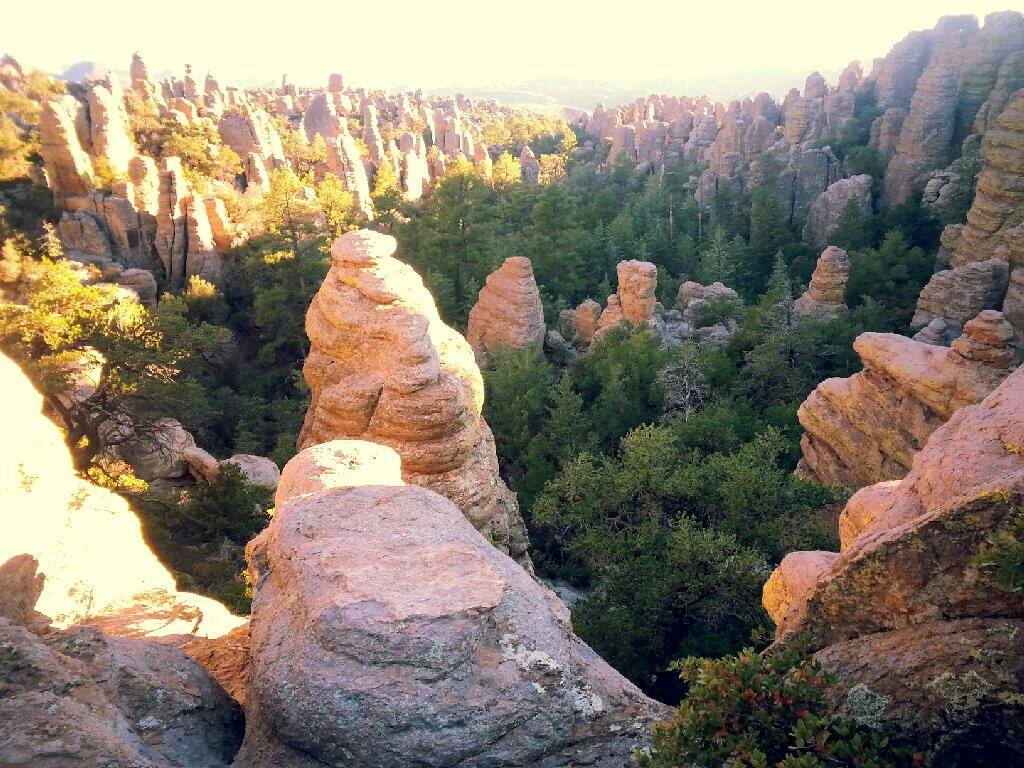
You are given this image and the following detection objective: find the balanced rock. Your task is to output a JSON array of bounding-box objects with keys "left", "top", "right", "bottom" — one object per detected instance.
[
  {"left": 234, "top": 440, "right": 667, "bottom": 768},
  {"left": 297, "top": 230, "right": 530, "bottom": 565},
  {"left": 466, "top": 256, "right": 545, "bottom": 368},
  {"left": 796, "top": 311, "right": 1016, "bottom": 488},
  {"left": 793, "top": 245, "right": 850, "bottom": 319}
]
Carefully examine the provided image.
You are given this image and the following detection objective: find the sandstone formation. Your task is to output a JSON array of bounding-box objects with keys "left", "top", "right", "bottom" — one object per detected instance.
[
  {"left": 796, "top": 311, "right": 1017, "bottom": 488},
  {"left": 297, "top": 230, "right": 531, "bottom": 564},
  {"left": 793, "top": 245, "right": 850, "bottom": 319},
  {"left": 85, "top": 81, "right": 136, "bottom": 176},
  {"left": 466, "top": 256, "right": 546, "bottom": 368},
  {"left": 0, "top": 352, "right": 242, "bottom": 637},
  {"left": 234, "top": 439, "right": 667, "bottom": 768},
  {"left": 802, "top": 174, "right": 873, "bottom": 248},
  {"left": 912, "top": 258, "right": 1009, "bottom": 333},
  {"left": 39, "top": 95, "right": 94, "bottom": 205},
  {"left": 595, "top": 259, "right": 659, "bottom": 340},
  {"left": 765, "top": 362, "right": 1024, "bottom": 758}
]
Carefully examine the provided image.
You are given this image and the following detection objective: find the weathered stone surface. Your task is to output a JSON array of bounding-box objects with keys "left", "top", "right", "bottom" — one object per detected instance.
[
  {"left": 326, "top": 131, "right": 374, "bottom": 220},
  {"left": 520, "top": 145, "right": 540, "bottom": 185},
  {"left": 297, "top": 230, "right": 530, "bottom": 565},
  {"left": 0, "top": 616, "right": 243, "bottom": 768},
  {"left": 883, "top": 63, "right": 960, "bottom": 207},
  {"left": 39, "top": 95, "right": 94, "bottom": 205},
  {"left": 616, "top": 259, "right": 658, "bottom": 323},
  {"left": 234, "top": 440, "right": 667, "bottom": 768},
  {"left": 912, "top": 258, "right": 1009, "bottom": 332},
  {"left": 793, "top": 245, "right": 850, "bottom": 319},
  {"left": 796, "top": 312, "right": 1016, "bottom": 488},
  {"left": 155, "top": 157, "right": 189, "bottom": 289},
  {"left": 217, "top": 105, "right": 285, "bottom": 167},
  {"left": 773, "top": 362, "right": 1024, "bottom": 639},
  {"left": 768, "top": 358, "right": 1024, "bottom": 757},
  {"left": 185, "top": 195, "right": 223, "bottom": 283},
  {"left": 762, "top": 551, "right": 838, "bottom": 631},
  {"left": 802, "top": 175, "right": 872, "bottom": 248},
  {"left": 221, "top": 454, "right": 280, "bottom": 489},
  {"left": 85, "top": 81, "right": 136, "bottom": 176},
  {"left": 0, "top": 353, "right": 241, "bottom": 637},
  {"left": 203, "top": 197, "right": 233, "bottom": 251},
  {"left": 116, "top": 267, "right": 158, "bottom": 306},
  {"left": 58, "top": 210, "right": 111, "bottom": 260},
  {"left": 466, "top": 256, "right": 545, "bottom": 368},
  {"left": 816, "top": 618, "right": 1024, "bottom": 765},
  {"left": 573, "top": 298, "right": 601, "bottom": 344}
]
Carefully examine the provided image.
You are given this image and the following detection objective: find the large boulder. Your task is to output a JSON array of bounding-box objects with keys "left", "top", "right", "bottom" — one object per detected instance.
[
  {"left": 802, "top": 174, "right": 873, "bottom": 249},
  {"left": 796, "top": 311, "right": 1016, "bottom": 487},
  {"left": 297, "top": 230, "right": 531, "bottom": 566},
  {"left": 233, "top": 439, "right": 668, "bottom": 768},
  {"left": 466, "top": 256, "right": 546, "bottom": 368}
]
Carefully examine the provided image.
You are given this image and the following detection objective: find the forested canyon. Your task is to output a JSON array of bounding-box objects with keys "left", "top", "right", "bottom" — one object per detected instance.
[{"left": 1, "top": 9, "right": 1023, "bottom": 767}]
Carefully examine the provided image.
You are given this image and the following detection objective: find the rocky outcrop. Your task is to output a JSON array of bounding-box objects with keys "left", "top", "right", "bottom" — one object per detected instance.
[
  {"left": 234, "top": 439, "right": 667, "bottom": 768},
  {"left": 466, "top": 256, "right": 546, "bottom": 368},
  {"left": 616, "top": 259, "right": 658, "bottom": 323},
  {"left": 796, "top": 311, "right": 1017, "bottom": 488},
  {"left": 85, "top": 81, "right": 136, "bottom": 176},
  {"left": 326, "top": 130, "right": 374, "bottom": 220},
  {"left": 297, "top": 230, "right": 530, "bottom": 565},
  {"left": 39, "top": 95, "right": 94, "bottom": 205},
  {"left": 155, "top": 157, "right": 189, "bottom": 288},
  {"left": 912, "top": 258, "right": 1009, "bottom": 333},
  {"left": 765, "top": 363, "right": 1024, "bottom": 759},
  {"left": 520, "top": 145, "right": 540, "bottom": 185},
  {"left": 0, "top": 608, "right": 243, "bottom": 768},
  {"left": 573, "top": 298, "right": 602, "bottom": 344},
  {"left": 793, "top": 245, "right": 850, "bottom": 319},
  {"left": 882, "top": 63, "right": 960, "bottom": 207},
  {"left": 802, "top": 174, "right": 873, "bottom": 248},
  {"left": 0, "top": 352, "right": 241, "bottom": 637}
]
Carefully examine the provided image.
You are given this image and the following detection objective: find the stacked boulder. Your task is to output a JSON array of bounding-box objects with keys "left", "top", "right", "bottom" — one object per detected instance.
[
  {"left": 466, "top": 256, "right": 546, "bottom": 369},
  {"left": 595, "top": 259, "right": 658, "bottom": 337},
  {"left": 793, "top": 245, "right": 850, "bottom": 319},
  {"left": 297, "top": 230, "right": 531, "bottom": 565},
  {"left": 796, "top": 310, "right": 1017, "bottom": 487}
]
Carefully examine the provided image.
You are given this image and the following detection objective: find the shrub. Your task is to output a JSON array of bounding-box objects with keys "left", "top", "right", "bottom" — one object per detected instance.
[{"left": 639, "top": 643, "right": 915, "bottom": 768}]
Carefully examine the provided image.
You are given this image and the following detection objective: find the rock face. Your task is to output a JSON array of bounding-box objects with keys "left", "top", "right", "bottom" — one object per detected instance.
[
  {"left": 466, "top": 256, "right": 546, "bottom": 368},
  {"left": 0, "top": 352, "right": 242, "bottom": 637},
  {"left": 234, "top": 439, "right": 667, "bottom": 768},
  {"left": 520, "top": 145, "right": 540, "bottom": 185},
  {"left": 616, "top": 259, "right": 658, "bottom": 323},
  {"left": 796, "top": 311, "right": 1017, "bottom": 488},
  {"left": 297, "top": 230, "right": 531, "bottom": 565},
  {"left": 85, "top": 82, "right": 136, "bottom": 176},
  {"left": 912, "top": 258, "right": 1009, "bottom": 333},
  {"left": 573, "top": 298, "right": 602, "bottom": 344},
  {"left": 0, "top": 609, "right": 243, "bottom": 768},
  {"left": 793, "top": 246, "right": 850, "bottom": 319},
  {"left": 39, "top": 95, "right": 94, "bottom": 205},
  {"left": 766, "top": 363, "right": 1024, "bottom": 759},
  {"left": 802, "top": 174, "right": 873, "bottom": 248}
]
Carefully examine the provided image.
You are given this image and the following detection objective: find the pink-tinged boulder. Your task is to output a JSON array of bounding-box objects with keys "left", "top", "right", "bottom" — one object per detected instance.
[
  {"left": 233, "top": 439, "right": 668, "bottom": 768},
  {"left": 116, "top": 267, "right": 158, "bottom": 307},
  {"left": 616, "top": 259, "right": 658, "bottom": 323},
  {"left": 793, "top": 246, "right": 850, "bottom": 319},
  {"left": 796, "top": 311, "right": 1016, "bottom": 488},
  {"left": 466, "top": 256, "right": 545, "bottom": 368},
  {"left": 761, "top": 551, "right": 838, "bottom": 634},
  {"left": 297, "top": 230, "right": 530, "bottom": 565},
  {"left": 221, "top": 454, "right": 280, "bottom": 489},
  {"left": 912, "top": 258, "right": 1009, "bottom": 333}
]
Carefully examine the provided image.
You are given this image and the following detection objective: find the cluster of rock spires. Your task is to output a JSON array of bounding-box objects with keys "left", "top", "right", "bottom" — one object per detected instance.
[
  {"left": 18, "top": 52, "right": 541, "bottom": 294},
  {"left": 577, "top": 12, "right": 1024, "bottom": 252},
  {"left": 766, "top": 360, "right": 1024, "bottom": 760}
]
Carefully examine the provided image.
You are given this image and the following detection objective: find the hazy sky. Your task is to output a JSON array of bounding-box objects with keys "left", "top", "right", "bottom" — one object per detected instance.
[{"left": 4, "top": 0, "right": 1013, "bottom": 92}]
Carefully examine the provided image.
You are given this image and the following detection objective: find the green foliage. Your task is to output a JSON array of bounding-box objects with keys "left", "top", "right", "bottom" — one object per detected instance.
[
  {"left": 639, "top": 643, "right": 915, "bottom": 768},
  {"left": 972, "top": 509, "right": 1024, "bottom": 592},
  {"left": 847, "top": 231, "right": 933, "bottom": 331},
  {"left": 137, "top": 463, "right": 272, "bottom": 612}
]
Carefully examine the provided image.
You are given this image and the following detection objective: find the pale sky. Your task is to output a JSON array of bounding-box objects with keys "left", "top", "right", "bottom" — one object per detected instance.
[{"left": 3, "top": 0, "right": 1014, "bottom": 94}]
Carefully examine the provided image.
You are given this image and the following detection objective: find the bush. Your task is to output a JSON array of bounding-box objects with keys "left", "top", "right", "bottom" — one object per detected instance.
[{"left": 639, "top": 643, "right": 915, "bottom": 768}]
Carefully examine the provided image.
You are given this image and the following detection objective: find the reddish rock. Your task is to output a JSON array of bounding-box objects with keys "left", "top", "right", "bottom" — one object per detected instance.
[{"left": 466, "top": 256, "right": 545, "bottom": 368}]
